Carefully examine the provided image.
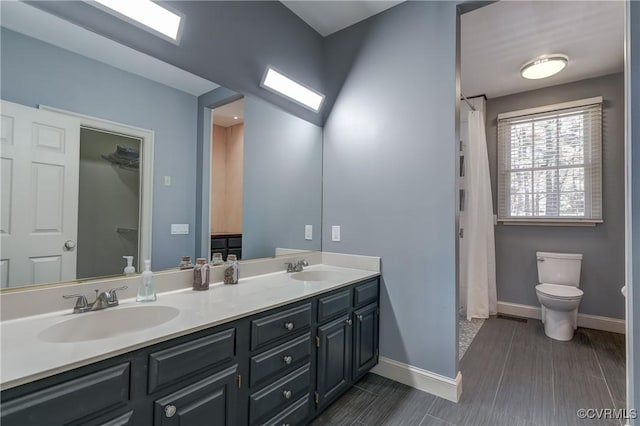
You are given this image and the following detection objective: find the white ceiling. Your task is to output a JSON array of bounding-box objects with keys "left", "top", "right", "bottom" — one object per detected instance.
[
  {"left": 0, "top": 2, "right": 219, "bottom": 96},
  {"left": 461, "top": 1, "right": 624, "bottom": 99},
  {"left": 213, "top": 99, "right": 244, "bottom": 128},
  {"left": 281, "top": 1, "right": 403, "bottom": 37}
]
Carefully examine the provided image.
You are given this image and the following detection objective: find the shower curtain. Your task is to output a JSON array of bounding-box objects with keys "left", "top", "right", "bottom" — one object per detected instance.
[{"left": 463, "top": 110, "right": 497, "bottom": 320}]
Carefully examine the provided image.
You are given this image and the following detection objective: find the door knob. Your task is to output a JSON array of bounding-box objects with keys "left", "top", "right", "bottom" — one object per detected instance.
[
  {"left": 64, "top": 240, "right": 76, "bottom": 250},
  {"left": 165, "top": 404, "right": 177, "bottom": 418}
]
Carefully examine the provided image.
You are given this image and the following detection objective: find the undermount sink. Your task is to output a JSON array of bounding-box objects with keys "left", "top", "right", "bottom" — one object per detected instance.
[
  {"left": 38, "top": 305, "right": 180, "bottom": 343},
  {"left": 290, "top": 270, "right": 342, "bottom": 282}
]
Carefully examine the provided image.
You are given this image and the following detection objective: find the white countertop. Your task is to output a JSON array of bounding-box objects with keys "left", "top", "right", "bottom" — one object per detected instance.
[{"left": 0, "top": 264, "right": 379, "bottom": 390}]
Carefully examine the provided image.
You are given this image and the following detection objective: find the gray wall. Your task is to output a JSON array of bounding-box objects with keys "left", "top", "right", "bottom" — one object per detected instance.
[
  {"left": 243, "top": 97, "right": 323, "bottom": 259},
  {"left": 1, "top": 29, "right": 198, "bottom": 270},
  {"left": 629, "top": 0, "right": 639, "bottom": 419},
  {"left": 29, "top": 1, "right": 325, "bottom": 126},
  {"left": 485, "top": 73, "right": 625, "bottom": 319},
  {"left": 77, "top": 129, "right": 139, "bottom": 278},
  {"left": 322, "top": 2, "right": 458, "bottom": 378}
]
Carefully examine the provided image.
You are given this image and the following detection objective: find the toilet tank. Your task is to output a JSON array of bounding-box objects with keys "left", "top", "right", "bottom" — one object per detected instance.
[{"left": 536, "top": 251, "right": 582, "bottom": 287}]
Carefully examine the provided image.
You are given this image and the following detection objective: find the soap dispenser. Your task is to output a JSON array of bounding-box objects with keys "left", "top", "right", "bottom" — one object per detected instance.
[
  {"left": 137, "top": 259, "right": 157, "bottom": 302},
  {"left": 122, "top": 256, "right": 135, "bottom": 275}
]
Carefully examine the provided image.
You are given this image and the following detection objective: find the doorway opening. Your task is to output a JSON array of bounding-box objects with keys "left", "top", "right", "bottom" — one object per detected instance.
[
  {"left": 209, "top": 98, "right": 244, "bottom": 262},
  {"left": 77, "top": 127, "right": 141, "bottom": 279}
]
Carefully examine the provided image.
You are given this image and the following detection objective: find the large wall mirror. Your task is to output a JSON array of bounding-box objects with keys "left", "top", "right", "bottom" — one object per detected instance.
[{"left": 0, "top": 2, "right": 323, "bottom": 290}]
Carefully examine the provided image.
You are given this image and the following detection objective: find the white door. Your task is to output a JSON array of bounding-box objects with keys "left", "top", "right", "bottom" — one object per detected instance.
[{"left": 1, "top": 100, "right": 80, "bottom": 288}]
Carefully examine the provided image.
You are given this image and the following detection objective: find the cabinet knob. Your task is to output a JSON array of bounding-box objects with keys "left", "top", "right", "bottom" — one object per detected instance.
[
  {"left": 283, "top": 390, "right": 292, "bottom": 400},
  {"left": 284, "top": 322, "right": 294, "bottom": 331},
  {"left": 283, "top": 355, "right": 293, "bottom": 365},
  {"left": 283, "top": 424, "right": 291, "bottom": 426},
  {"left": 358, "top": 314, "right": 364, "bottom": 321},
  {"left": 165, "top": 404, "right": 177, "bottom": 418},
  {"left": 346, "top": 319, "right": 352, "bottom": 326}
]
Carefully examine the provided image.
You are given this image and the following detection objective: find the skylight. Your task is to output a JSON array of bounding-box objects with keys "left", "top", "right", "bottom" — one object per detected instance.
[
  {"left": 261, "top": 67, "right": 325, "bottom": 112},
  {"left": 92, "top": 0, "right": 183, "bottom": 42}
]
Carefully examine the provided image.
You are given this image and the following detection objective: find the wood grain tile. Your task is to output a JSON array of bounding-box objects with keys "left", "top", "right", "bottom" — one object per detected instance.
[
  {"left": 353, "top": 373, "right": 397, "bottom": 396},
  {"left": 583, "top": 329, "right": 626, "bottom": 404},
  {"left": 429, "top": 318, "right": 518, "bottom": 425},
  {"left": 492, "top": 321, "right": 555, "bottom": 425},
  {"left": 419, "top": 414, "right": 457, "bottom": 426},
  {"left": 357, "top": 380, "right": 436, "bottom": 425},
  {"left": 311, "top": 386, "right": 377, "bottom": 426}
]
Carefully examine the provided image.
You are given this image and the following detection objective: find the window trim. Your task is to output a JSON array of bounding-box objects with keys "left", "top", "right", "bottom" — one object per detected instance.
[{"left": 497, "top": 96, "right": 603, "bottom": 225}]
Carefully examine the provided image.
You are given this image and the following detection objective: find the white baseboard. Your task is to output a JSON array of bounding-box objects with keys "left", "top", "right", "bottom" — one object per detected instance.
[
  {"left": 497, "top": 301, "right": 626, "bottom": 334},
  {"left": 371, "top": 356, "right": 462, "bottom": 402}
]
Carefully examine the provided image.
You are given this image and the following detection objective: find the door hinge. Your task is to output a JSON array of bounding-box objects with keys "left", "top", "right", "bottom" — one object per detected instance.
[
  {"left": 237, "top": 374, "right": 242, "bottom": 389},
  {"left": 315, "top": 336, "right": 320, "bottom": 347},
  {"left": 314, "top": 392, "right": 320, "bottom": 404},
  {"left": 459, "top": 228, "right": 464, "bottom": 238}
]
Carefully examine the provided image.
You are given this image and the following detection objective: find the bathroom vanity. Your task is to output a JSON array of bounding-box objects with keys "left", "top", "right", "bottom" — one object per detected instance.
[{"left": 0, "top": 264, "right": 380, "bottom": 426}]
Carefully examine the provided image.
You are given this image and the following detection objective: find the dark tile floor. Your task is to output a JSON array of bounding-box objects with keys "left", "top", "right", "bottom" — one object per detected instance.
[{"left": 311, "top": 317, "right": 626, "bottom": 426}]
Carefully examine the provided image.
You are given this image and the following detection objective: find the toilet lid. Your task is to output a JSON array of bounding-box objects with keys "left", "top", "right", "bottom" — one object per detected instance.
[{"left": 536, "top": 283, "right": 583, "bottom": 299}]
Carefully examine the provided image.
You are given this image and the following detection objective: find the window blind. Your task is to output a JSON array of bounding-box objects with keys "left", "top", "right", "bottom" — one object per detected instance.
[{"left": 497, "top": 99, "right": 602, "bottom": 223}]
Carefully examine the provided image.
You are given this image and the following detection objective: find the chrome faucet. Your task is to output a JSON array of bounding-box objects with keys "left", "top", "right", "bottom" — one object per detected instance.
[
  {"left": 63, "top": 286, "right": 128, "bottom": 314},
  {"left": 285, "top": 259, "right": 308, "bottom": 273}
]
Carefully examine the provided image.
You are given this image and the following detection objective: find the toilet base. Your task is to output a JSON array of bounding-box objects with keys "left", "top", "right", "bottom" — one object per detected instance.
[{"left": 541, "top": 307, "right": 577, "bottom": 341}]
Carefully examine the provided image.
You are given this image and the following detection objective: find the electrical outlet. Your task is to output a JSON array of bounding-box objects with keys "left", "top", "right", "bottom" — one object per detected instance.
[
  {"left": 171, "top": 224, "right": 189, "bottom": 235},
  {"left": 305, "top": 225, "right": 313, "bottom": 240},
  {"left": 164, "top": 176, "right": 172, "bottom": 186},
  {"left": 331, "top": 225, "right": 341, "bottom": 242}
]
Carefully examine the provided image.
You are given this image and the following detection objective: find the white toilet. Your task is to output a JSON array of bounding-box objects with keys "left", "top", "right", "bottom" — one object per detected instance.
[{"left": 535, "top": 251, "right": 584, "bottom": 341}]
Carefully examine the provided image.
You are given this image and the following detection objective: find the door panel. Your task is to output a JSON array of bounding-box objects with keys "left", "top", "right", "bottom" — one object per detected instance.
[
  {"left": 316, "top": 315, "right": 351, "bottom": 406},
  {"left": 0, "top": 100, "right": 80, "bottom": 288},
  {"left": 353, "top": 303, "right": 379, "bottom": 381}
]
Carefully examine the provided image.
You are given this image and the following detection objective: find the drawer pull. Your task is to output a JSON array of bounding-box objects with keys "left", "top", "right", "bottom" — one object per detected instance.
[
  {"left": 283, "top": 355, "right": 293, "bottom": 365},
  {"left": 358, "top": 314, "right": 363, "bottom": 321},
  {"left": 346, "top": 318, "right": 352, "bottom": 326},
  {"left": 284, "top": 322, "right": 294, "bottom": 331},
  {"left": 283, "top": 390, "right": 292, "bottom": 400},
  {"left": 165, "top": 404, "right": 177, "bottom": 418}
]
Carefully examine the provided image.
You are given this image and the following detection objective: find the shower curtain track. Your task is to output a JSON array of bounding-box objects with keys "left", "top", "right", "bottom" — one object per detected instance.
[{"left": 461, "top": 93, "right": 477, "bottom": 111}]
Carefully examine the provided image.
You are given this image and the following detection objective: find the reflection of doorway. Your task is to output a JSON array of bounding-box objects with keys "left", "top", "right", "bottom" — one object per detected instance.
[
  {"left": 210, "top": 98, "right": 244, "bottom": 261},
  {"left": 77, "top": 128, "right": 140, "bottom": 279}
]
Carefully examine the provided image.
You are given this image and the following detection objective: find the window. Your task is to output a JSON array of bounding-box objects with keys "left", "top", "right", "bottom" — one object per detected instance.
[{"left": 497, "top": 97, "right": 603, "bottom": 224}]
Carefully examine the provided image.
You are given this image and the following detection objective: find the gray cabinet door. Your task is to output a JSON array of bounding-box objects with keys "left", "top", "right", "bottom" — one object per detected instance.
[
  {"left": 316, "top": 315, "right": 352, "bottom": 407},
  {"left": 153, "top": 364, "right": 238, "bottom": 426},
  {"left": 353, "top": 303, "right": 379, "bottom": 381}
]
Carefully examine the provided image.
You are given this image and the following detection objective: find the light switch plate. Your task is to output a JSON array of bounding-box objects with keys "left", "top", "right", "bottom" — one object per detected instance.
[
  {"left": 171, "top": 224, "right": 189, "bottom": 235},
  {"left": 164, "top": 176, "right": 171, "bottom": 186},
  {"left": 305, "top": 225, "right": 313, "bottom": 240},
  {"left": 331, "top": 225, "right": 340, "bottom": 242}
]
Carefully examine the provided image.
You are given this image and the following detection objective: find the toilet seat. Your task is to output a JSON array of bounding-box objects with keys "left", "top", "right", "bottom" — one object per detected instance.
[{"left": 536, "top": 283, "right": 583, "bottom": 300}]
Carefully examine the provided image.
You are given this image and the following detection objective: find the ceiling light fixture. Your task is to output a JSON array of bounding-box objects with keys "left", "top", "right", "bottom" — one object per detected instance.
[
  {"left": 92, "top": 0, "right": 183, "bottom": 42},
  {"left": 261, "top": 67, "right": 325, "bottom": 112},
  {"left": 520, "top": 54, "right": 568, "bottom": 80}
]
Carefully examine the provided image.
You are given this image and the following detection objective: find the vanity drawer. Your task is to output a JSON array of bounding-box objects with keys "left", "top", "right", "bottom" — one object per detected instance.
[
  {"left": 1, "top": 363, "right": 130, "bottom": 426},
  {"left": 317, "top": 289, "right": 351, "bottom": 323},
  {"left": 228, "top": 237, "right": 243, "bottom": 248},
  {"left": 353, "top": 279, "right": 378, "bottom": 307},
  {"left": 211, "top": 238, "right": 227, "bottom": 250},
  {"left": 262, "top": 394, "right": 310, "bottom": 426},
  {"left": 250, "top": 333, "right": 311, "bottom": 387},
  {"left": 148, "top": 328, "right": 235, "bottom": 393},
  {"left": 249, "top": 364, "right": 311, "bottom": 425},
  {"left": 251, "top": 304, "right": 311, "bottom": 351}
]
